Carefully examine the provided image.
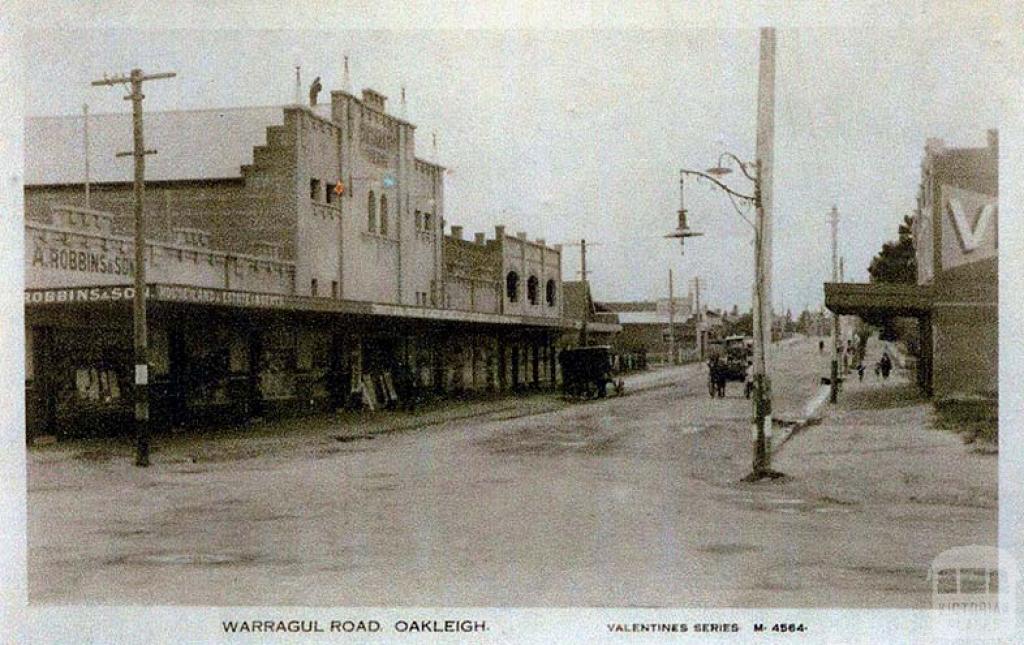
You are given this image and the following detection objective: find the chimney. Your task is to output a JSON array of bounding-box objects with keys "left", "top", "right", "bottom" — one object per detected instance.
[
  {"left": 494, "top": 225, "right": 506, "bottom": 240},
  {"left": 400, "top": 86, "right": 407, "bottom": 119},
  {"left": 342, "top": 55, "right": 351, "bottom": 93},
  {"left": 474, "top": 232, "right": 486, "bottom": 245},
  {"left": 987, "top": 128, "right": 998, "bottom": 153},
  {"left": 361, "top": 88, "right": 387, "bottom": 112},
  {"left": 451, "top": 225, "right": 463, "bottom": 240}
]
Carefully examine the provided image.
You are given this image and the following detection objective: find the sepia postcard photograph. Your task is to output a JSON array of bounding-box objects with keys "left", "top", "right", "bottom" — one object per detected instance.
[{"left": 1, "top": 1, "right": 1022, "bottom": 643}]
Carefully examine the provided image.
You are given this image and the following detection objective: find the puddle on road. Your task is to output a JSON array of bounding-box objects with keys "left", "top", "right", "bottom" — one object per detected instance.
[
  {"left": 476, "top": 422, "right": 624, "bottom": 457},
  {"left": 108, "top": 552, "right": 261, "bottom": 566},
  {"left": 97, "top": 527, "right": 154, "bottom": 539},
  {"left": 334, "top": 434, "right": 375, "bottom": 443},
  {"left": 362, "top": 483, "right": 399, "bottom": 493},
  {"left": 717, "top": 491, "right": 860, "bottom": 515},
  {"left": 476, "top": 477, "right": 514, "bottom": 485},
  {"left": 697, "top": 543, "right": 762, "bottom": 556}
]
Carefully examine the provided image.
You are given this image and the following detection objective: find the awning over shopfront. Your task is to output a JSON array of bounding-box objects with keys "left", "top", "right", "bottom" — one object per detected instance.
[
  {"left": 823, "top": 282, "right": 932, "bottom": 317},
  {"left": 24, "top": 282, "right": 572, "bottom": 330}
]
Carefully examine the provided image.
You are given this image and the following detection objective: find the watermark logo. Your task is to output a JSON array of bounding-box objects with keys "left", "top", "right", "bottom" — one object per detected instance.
[{"left": 930, "top": 545, "right": 1017, "bottom": 640}]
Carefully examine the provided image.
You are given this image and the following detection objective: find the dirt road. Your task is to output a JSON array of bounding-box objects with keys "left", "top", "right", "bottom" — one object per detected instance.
[{"left": 27, "top": 337, "right": 995, "bottom": 607}]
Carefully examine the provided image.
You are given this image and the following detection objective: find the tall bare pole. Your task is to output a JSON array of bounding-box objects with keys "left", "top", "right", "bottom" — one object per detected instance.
[
  {"left": 83, "top": 104, "right": 91, "bottom": 208},
  {"left": 693, "top": 276, "right": 703, "bottom": 359},
  {"left": 580, "top": 239, "right": 588, "bottom": 346},
  {"left": 563, "top": 239, "right": 599, "bottom": 347},
  {"left": 749, "top": 27, "right": 779, "bottom": 479},
  {"left": 829, "top": 205, "right": 840, "bottom": 402},
  {"left": 92, "top": 68, "right": 176, "bottom": 467},
  {"left": 667, "top": 269, "right": 676, "bottom": 365}
]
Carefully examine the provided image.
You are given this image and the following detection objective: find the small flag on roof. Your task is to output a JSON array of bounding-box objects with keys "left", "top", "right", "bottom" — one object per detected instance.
[{"left": 333, "top": 180, "right": 345, "bottom": 196}]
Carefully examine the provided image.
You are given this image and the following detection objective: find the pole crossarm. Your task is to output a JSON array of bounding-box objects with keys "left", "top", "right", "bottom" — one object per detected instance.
[
  {"left": 92, "top": 71, "right": 176, "bottom": 87},
  {"left": 679, "top": 168, "right": 756, "bottom": 203}
]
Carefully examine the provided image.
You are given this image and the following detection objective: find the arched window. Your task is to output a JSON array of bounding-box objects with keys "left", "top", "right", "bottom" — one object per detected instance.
[
  {"left": 545, "top": 279, "right": 557, "bottom": 306},
  {"left": 506, "top": 271, "right": 519, "bottom": 302},
  {"left": 367, "top": 190, "right": 377, "bottom": 232},
  {"left": 527, "top": 275, "right": 539, "bottom": 305},
  {"left": 380, "top": 194, "right": 389, "bottom": 236}
]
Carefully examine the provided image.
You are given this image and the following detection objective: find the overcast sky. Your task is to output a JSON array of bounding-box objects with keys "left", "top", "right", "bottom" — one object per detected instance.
[{"left": 22, "top": 18, "right": 1010, "bottom": 312}]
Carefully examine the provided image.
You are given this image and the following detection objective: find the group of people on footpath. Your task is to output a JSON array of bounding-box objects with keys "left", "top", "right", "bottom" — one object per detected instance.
[{"left": 818, "top": 336, "right": 894, "bottom": 383}]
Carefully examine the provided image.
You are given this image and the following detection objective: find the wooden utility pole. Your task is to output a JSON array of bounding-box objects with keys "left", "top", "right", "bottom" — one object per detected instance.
[
  {"left": 92, "top": 68, "right": 176, "bottom": 467},
  {"left": 749, "top": 26, "right": 779, "bottom": 480},
  {"left": 83, "top": 104, "right": 91, "bottom": 208},
  {"left": 562, "top": 239, "right": 600, "bottom": 347},
  {"left": 580, "top": 239, "right": 589, "bottom": 346},
  {"left": 829, "top": 205, "right": 840, "bottom": 403},
  {"left": 667, "top": 269, "right": 676, "bottom": 365},
  {"left": 692, "top": 276, "right": 703, "bottom": 359}
]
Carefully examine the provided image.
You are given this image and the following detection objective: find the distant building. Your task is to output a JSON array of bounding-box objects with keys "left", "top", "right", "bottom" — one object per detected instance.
[
  {"left": 604, "top": 299, "right": 698, "bottom": 364},
  {"left": 560, "top": 281, "right": 622, "bottom": 348},
  {"left": 825, "top": 130, "right": 997, "bottom": 400}
]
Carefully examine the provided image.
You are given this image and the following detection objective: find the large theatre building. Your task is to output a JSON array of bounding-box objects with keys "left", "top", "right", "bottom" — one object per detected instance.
[
  {"left": 24, "top": 86, "right": 565, "bottom": 439},
  {"left": 825, "top": 130, "right": 998, "bottom": 401}
]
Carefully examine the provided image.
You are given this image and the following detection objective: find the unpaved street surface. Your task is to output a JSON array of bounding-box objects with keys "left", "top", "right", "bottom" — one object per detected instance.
[{"left": 27, "top": 338, "right": 996, "bottom": 607}]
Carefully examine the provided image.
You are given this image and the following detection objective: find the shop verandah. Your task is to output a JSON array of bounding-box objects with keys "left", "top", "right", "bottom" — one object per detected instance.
[
  {"left": 823, "top": 281, "right": 934, "bottom": 395},
  {"left": 25, "top": 283, "right": 565, "bottom": 440}
]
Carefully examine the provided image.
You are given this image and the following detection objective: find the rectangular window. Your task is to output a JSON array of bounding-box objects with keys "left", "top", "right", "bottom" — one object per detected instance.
[
  {"left": 415, "top": 210, "right": 422, "bottom": 230},
  {"left": 331, "top": 280, "right": 338, "bottom": 298},
  {"left": 310, "top": 178, "right": 322, "bottom": 201},
  {"left": 311, "top": 278, "right": 318, "bottom": 296},
  {"left": 424, "top": 212, "right": 432, "bottom": 230}
]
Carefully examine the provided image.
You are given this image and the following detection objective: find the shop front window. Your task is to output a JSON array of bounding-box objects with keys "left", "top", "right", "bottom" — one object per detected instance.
[
  {"left": 506, "top": 271, "right": 519, "bottom": 302},
  {"left": 527, "top": 275, "right": 539, "bottom": 305}
]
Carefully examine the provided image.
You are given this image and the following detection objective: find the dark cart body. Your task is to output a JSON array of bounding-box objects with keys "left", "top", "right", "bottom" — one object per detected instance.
[
  {"left": 706, "top": 335, "right": 752, "bottom": 397},
  {"left": 559, "top": 346, "right": 621, "bottom": 399}
]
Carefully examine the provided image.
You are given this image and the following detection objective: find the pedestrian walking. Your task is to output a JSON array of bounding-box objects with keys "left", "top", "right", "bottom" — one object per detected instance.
[
  {"left": 879, "top": 352, "right": 892, "bottom": 380},
  {"left": 857, "top": 361, "right": 865, "bottom": 382},
  {"left": 819, "top": 339, "right": 824, "bottom": 353}
]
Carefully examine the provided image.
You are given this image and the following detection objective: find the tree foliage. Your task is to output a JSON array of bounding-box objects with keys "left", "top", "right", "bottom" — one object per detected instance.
[
  {"left": 864, "top": 214, "right": 919, "bottom": 344},
  {"left": 867, "top": 215, "right": 917, "bottom": 284}
]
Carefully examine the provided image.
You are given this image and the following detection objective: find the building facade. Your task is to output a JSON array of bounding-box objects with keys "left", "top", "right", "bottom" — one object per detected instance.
[
  {"left": 825, "top": 129, "right": 997, "bottom": 400},
  {"left": 24, "top": 84, "right": 565, "bottom": 438}
]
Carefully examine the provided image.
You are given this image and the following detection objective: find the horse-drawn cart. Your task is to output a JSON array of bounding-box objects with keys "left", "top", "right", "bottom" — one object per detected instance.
[
  {"left": 706, "top": 335, "right": 752, "bottom": 398},
  {"left": 559, "top": 346, "right": 623, "bottom": 399}
]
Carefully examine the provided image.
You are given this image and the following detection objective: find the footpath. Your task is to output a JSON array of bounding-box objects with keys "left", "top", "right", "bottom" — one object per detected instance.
[{"left": 770, "top": 355, "right": 997, "bottom": 513}]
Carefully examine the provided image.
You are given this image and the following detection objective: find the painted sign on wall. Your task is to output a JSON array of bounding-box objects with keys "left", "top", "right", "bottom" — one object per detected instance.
[
  {"left": 940, "top": 185, "right": 997, "bottom": 271},
  {"left": 31, "top": 242, "right": 134, "bottom": 277},
  {"left": 360, "top": 120, "right": 397, "bottom": 167}
]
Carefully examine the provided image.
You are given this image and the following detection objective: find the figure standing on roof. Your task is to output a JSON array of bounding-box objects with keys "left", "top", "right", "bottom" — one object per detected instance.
[{"left": 309, "top": 76, "right": 322, "bottom": 106}]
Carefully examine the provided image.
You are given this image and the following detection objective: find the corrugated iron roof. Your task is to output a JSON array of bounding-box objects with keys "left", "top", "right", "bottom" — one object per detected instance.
[
  {"left": 25, "top": 105, "right": 287, "bottom": 186},
  {"left": 617, "top": 311, "right": 672, "bottom": 325}
]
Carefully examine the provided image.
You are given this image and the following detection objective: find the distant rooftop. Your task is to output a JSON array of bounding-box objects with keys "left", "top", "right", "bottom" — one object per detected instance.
[
  {"left": 26, "top": 98, "right": 443, "bottom": 186},
  {"left": 25, "top": 105, "right": 288, "bottom": 186}
]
